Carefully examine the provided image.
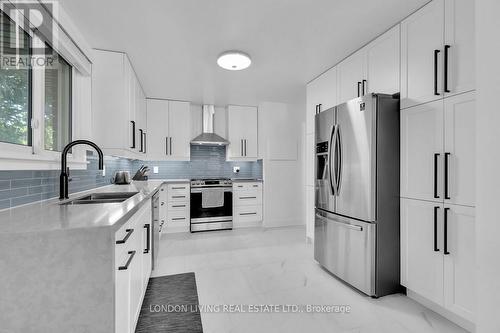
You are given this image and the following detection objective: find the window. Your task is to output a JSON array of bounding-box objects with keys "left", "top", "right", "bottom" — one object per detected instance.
[
  {"left": 0, "top": 10, "right": 32, "bottom": 146},
  {"left": 44, "top": 45, "right": 72, "bottom": 151}
]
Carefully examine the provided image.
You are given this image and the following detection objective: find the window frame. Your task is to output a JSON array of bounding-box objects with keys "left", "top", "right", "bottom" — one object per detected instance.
[{"left": 0, "top": 7, "right": 89, "bottom": 170}]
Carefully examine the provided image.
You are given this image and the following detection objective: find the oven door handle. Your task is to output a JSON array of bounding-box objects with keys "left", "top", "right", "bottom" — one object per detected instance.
[{"left": 191, "top": 188, "right": 233, "bottom": 193}]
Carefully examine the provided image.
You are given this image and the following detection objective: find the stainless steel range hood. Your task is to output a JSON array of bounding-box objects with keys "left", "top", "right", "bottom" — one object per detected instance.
[{"left": 191, "top": 105, "right": 229, "bottom": 146}]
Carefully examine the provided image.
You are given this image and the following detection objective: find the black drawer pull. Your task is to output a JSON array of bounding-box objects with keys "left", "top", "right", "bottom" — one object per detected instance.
[
  {"left": 171, "top": 187, "right": 186, "bottom": 190},
  {"left": 118, "top": 251, "right": 136, "bottom": 270},
  {"left": 144, "top": 224, "right": 150, "bottom": 254},
  {"left": 240, "top": 212, "right": 257, "bottom": 216},
  {"left": 172, "top": 195, "right": 186, "bottom": 199},
  {"left": 172, "top": 205, "right": 186, "bottom": 208},
  {"left": 116, "top": 229, "right": 134, "bottom": 244},
  {"left": 172, "top": 217, "right": 186, "bottom": 221},
  {"left": 240, "top": 196, "right": 257, "bottom": 199}
]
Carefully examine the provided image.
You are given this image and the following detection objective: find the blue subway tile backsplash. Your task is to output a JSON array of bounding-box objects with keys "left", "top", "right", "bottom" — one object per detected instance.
[{"left": 0, "top": 145, "right": 262, "bottom": 210}]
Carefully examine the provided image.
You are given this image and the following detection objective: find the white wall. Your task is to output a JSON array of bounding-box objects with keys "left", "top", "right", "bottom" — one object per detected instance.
[
  {"left": 475, "top": 1, "right": 500, "bottom": 332},
  {"left": 258, "top": 102, "right": 305, "bottom": 228}
]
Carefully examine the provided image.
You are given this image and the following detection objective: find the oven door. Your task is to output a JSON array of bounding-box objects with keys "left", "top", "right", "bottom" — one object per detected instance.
[{"left": 190, "top": 187, "right": 233, "bottom": 222}]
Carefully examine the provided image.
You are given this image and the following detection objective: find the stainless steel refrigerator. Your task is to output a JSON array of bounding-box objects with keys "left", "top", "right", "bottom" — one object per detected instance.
[{"left": 314, "top": 93, "right": 401, "bottom": 297}]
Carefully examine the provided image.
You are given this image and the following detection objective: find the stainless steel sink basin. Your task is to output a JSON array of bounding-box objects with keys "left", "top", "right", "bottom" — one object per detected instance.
[{"left": 61, "top": 192, "right": 139, "bottom": 205}]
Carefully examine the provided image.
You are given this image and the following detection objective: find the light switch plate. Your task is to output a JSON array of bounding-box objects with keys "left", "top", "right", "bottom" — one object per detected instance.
[{"left": 153, "top": 166, "right": 159, "bottom": 174}]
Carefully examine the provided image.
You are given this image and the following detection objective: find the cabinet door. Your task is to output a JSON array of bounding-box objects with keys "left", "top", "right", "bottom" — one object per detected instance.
[
  {"left": 146, "top": 99, "right": 168, "bottom": 160},
  {"left": 444, "top": 0, "right": 475, "bottom": 97},
  {"left": 401, "top": 199, "right": 444, "bottom": 305},
  {"left": 125, "top": 58, "right": 137, "bottom": 153},
  {"left": 401, "top": 0, "right": 445, "bottom": 108},
  {"left": 365, "top": 25, "right": 400, "bottom": 95},
  {"left": 115, "top": 251, "right": 131, "bottom": 333},
  {"left": 444, "top": 92, "right": 475, "bottom": 207},
  {"left": 337, "top": 50, "right": 365, "bottom": 103},
  {"left": 315, "top": 67, "right": 338, "bottom": 111},
  {"left": 443, "top": 205, "right": 475, "bottom": 321},
  {"left": 227, "top": 105, "right": 258, "bottom": 159},
  {"left": 401, "top": 100, "right": 444, "bottom": 202},
  {"left": 129, "top": 221, "right": 143, "bottom": 332},
  {"left": 168, "top": 101, "right": 191, "bottom": 160}
]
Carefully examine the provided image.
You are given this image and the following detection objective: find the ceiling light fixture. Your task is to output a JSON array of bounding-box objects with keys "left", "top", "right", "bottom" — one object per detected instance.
[{"left": 217, "top": 51, "right": 252, "bottom": 71}]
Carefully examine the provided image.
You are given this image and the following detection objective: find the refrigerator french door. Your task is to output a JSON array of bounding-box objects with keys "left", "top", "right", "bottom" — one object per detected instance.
[{"left": 314, "top": 93, "right": 401, "bottom": 297}]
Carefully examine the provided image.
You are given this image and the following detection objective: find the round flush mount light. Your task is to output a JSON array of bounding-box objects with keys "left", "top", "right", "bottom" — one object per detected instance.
[{"left": 217, "top": 51, "right": 252, "bottom": 71}]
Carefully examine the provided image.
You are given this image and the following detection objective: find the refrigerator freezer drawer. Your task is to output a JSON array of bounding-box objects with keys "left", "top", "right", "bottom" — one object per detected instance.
[{"left": 314, "top": 210, "right": 376, "bottom": 296}]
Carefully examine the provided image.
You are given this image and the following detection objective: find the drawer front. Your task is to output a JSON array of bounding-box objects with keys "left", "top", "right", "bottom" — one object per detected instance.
[
  {"left": 167, "top": 209, "right": 190, "bottom": 224},
  {"left": 234, "top": 191, "right": 262, "bottom": 206},
  {"left": 234, "top": 182, "right": 262, "bottom": 192},
  {"left": 168, "top": 191, "right": 189, "bottom": 202},
  {"left": 234, "top": 205, "right": 262, "bottom": 223},
  {"left": 168, "top": 202, "right": 189, "bottom": 211}
]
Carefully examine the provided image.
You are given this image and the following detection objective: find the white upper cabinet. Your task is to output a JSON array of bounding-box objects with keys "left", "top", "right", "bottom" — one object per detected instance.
[
  {"left": 227, "top": 105, "right": 258, "bottom": 160},
  {"left": 364, "top": 25, "right": 401, "bottom": 95},
  {"left": 444, "top": 92, "right": 475, "bottom": 207},
  {"left": 337, "top": 25, "right": 400, "bottom": 105},
  {"left": 337, "top": 49, "right": 365, "bottom": 103},
  {"left": 444, "top": 0, "right": 475, "bottom": 97},
  {"left": 306, "top": 67, "right": 337, "bottom": 134},
  {"left": 401, "top": 100, "right": 444, "bottom": 202},
  {"left": 401, "top": 0, "right": 445, "bottom": 109},
  {"left": 92, "top": 49, "right": 146, "bottom": 158},
  {"left": 146, "top": 99, "right": 191, "bottom": 161},
  {"left": 168, "top": 101, "right": 191, "bottom": 160},
  {"left": 401, "top": 0, "right": 475, "bottom": 109}
]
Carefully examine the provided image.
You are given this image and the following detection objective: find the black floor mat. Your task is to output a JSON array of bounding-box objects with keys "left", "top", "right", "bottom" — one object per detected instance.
[{"left": 135, "top": 273, "right": 203, "bottom": 333}]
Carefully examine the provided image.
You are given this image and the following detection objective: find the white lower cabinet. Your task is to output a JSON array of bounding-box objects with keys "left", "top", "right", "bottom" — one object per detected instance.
[
  {"left": 160, "top": 182, "right": 190, "bottom": 233},
  {"left": 401, "top": 198, "right": 475, "bottom": 323},
  {"left": 233, "top": 182, "right": 263, "bottom": 227},
  {"left": 115, "top": 201, "right": 152, "bottom": 333}
]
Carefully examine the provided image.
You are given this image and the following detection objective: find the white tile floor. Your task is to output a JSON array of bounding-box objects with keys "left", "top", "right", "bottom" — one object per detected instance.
[{"left": 152, "top": 226, "right": 468, "bottom": 333}]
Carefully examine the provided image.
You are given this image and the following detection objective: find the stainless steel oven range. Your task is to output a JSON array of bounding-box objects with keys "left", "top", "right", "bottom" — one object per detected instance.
[{"left": 190, "top": 178, "right": 233, "bottom": 232}]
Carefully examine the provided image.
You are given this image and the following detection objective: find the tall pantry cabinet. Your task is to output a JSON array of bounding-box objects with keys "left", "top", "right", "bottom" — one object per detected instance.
[{"left": 400, "top": 0, "right": 475, "bottom": 327}]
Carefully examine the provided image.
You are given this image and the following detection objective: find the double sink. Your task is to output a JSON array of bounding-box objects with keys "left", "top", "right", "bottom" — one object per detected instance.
[{"left": 61, "top": 192, "right": 139, "bottom": 205}]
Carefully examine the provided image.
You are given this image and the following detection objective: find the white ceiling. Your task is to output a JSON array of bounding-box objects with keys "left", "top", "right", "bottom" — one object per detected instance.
[{"left": 59, "top": 0, "right": 428, "bottom": 106}]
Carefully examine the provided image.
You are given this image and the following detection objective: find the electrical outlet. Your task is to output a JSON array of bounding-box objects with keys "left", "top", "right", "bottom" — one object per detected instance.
[
  {"left": 233, "top": 166, "right": 240, "bottom": 173},
  {"left": 153, "top": 166, "right": 159, "bottom": 174}
]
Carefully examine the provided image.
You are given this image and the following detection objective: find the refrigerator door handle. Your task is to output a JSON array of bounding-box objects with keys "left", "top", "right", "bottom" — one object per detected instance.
[
  {"left": 335, "top": 125, "right": 342, "bottom": 194},
  {"left": 328, "top": 125, "right": 338, "bottom": 196}
]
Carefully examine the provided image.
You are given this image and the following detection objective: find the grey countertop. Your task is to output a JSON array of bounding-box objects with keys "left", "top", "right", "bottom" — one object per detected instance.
[{"left": 0, "top": 179, "right": 189, "bottom": 235}]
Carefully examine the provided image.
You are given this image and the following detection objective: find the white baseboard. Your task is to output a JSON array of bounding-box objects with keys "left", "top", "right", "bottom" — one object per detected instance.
[{"left": 407, "top": 290, "right": 475, "bottom": 332}]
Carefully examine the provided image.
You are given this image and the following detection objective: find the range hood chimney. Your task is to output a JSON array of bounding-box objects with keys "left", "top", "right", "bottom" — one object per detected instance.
[{"left": 190, "top": 105, "right": 229, "bottom": 146}]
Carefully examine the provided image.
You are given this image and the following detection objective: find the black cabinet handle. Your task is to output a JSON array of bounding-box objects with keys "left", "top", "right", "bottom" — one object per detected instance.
[
  {"left": 166, "top": 137, "right": 169, "bottom": 155},
  {"left": 240, "top": 196, "right": 257, "bottom": 199},
  {"left": 434, "top": 153, "right": 440, "bottom": 199},
  {"left": 240, "top": 212, "right": 257, "bottom": 216},
  {"left": 444, "top": 208, "right": 450, "bottom": 255},
  {"left": 172, "top": 204, "right": 186, "bottom": 208},
  {"left": 130, "top": 121, "right": 136, "bottom": 149},
  {"left": 172, "top": 195, "right": 186, "bottom": 199},
  {"left": 434, "top": 50, "right": 441, "bottom": 96},
  {"left": 139, "top": 129, "right": 144, "bottom": 152},
  {"left": 144, "top": 224, "right": 150, "bottom": 254},
  {"left": 118, "top": 251, "right": 136, "bottom": 270},
  {"left": 143, "top": 132, "right": 147, "bottom": 154},
  {"left": 169, "top": 137, "right": 172, "bottom": 155},
  {"left": 318, "top": 104, "right": 322, "bottom": 113},
  {"left": 172, "top": 217, "right": 186, "bottom": 221},
  {"left": 116, "top": 229, "right": 134, "bottom": 244},
  {"left": 444, "top": 45, "right": 450, "bottom": 93},
  {"left": 357, "top": 82, "right": 361, "bottom": 97},
  {"left": 445, "top": 152, "right": 451, "bottom": 199},
  {"left": 362, "top": 79, "right": 367, "bottom": 96},
  {"left": 434, "top": 206, "right": 440, "bottom": 252}
]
